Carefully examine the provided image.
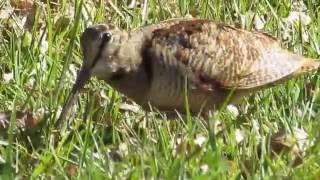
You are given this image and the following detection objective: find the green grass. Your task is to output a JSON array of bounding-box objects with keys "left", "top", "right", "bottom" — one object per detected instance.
[{"left": 1, "top": 0, "right": 320, "bottom": 179}]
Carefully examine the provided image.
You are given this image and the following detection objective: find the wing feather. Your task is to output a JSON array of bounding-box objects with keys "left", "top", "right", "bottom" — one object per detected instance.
[{"left": 146, "top": 19, "right": 309, "bottom": 91}]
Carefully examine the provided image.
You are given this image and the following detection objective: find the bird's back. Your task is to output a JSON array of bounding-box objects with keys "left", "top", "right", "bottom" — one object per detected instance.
[{"left": 140, "top": 19, "right": 319, "bottom": 113}]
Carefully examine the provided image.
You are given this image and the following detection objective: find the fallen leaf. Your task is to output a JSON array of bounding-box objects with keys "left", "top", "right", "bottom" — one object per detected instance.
[
  {"left": 270, "top": 129, "right": 292, "bottom": 155},
  {"left": 10, "top": 0, "right": 34, "bottom": 11},
  {"left": 269, "top": 127, "right": 311, "bottom": 166},
  {"left": 66, "top": 164, "right": 78, "bottom": 175},
  {"left": 10, "top": 0, "right": 36, "bottom": 29},
  {"left": 0, "top": 110, "right": 41, "bottom": 133}
]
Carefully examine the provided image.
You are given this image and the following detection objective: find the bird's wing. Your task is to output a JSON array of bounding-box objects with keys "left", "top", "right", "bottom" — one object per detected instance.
[{"left": 146, "top": 19, "right": 306, "bottom": 90}]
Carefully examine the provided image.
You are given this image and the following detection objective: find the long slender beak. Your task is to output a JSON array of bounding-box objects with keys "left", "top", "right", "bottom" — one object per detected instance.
[{"left": 56, "top": 66, "right": 91, "bottom": 128}]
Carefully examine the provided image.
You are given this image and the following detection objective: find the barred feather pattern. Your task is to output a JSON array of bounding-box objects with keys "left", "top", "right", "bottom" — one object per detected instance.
[{"left": 79, "top": 18, "right": 320, "bottom": 114}]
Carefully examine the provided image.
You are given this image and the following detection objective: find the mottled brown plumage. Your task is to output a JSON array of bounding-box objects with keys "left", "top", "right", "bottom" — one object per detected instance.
[{"left": 58, "top": 18, "right": 320, "bottom": 125}]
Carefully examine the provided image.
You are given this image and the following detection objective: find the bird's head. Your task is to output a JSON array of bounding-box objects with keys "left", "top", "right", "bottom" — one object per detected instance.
[
  {"left": 57, "top": 24, "right": 128, "bottom": 125},
  {"left": 57, "top": 24, "right": 143, "bottom": 126},
  {"left": 73, "top": 24, "right": 128, "bottom": 93}
]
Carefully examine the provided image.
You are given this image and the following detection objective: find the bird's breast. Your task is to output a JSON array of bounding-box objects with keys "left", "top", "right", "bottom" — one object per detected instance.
[{"left": 145, "top": 63, "right": 218, "bottom": 114}]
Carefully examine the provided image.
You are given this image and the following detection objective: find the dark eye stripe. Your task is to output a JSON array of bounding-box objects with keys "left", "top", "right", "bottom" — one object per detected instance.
[{"left": 90, "top": 32, "right": 112, "bottom": 69}]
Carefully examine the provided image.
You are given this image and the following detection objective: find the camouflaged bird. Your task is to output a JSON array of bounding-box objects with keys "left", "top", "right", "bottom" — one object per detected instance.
[{"left": 58, "top": 18, "right": 320, "bottom": 124}]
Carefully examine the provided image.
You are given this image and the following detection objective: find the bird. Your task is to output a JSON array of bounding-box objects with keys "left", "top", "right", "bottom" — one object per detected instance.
[{"left": 57, "top": 18, "right": 320, "bottom": 130}]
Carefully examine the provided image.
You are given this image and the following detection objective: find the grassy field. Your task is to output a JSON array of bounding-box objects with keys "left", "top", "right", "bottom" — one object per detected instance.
[{"left": 1, "top": 0, "right": 320, "bottom": 179}]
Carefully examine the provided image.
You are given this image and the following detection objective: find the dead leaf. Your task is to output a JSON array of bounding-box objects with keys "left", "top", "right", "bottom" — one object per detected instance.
[
  {"left": 11, "top": 0, "right": 36, "bottom": 28},
  {"left": 0, "top": 110, "right": 41, "bottom": 133},
  {"left": 66, "top": 164, "right": 78, "bottom": 175},
  {"left": 10, "top": 0, "right": 34, "bottom": 11},
  {"left": 269, "top": 127, "right": 310, "bottom": 166}
]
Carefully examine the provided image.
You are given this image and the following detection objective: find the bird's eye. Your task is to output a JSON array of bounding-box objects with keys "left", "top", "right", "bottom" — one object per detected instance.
[{"left": 102, "top": 32, "right": 112, "bottom": 43}]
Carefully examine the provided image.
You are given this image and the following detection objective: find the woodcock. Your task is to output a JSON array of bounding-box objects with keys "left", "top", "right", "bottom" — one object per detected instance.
[{"left": 58, "top": 18, "right": 320, "bottom": 125}]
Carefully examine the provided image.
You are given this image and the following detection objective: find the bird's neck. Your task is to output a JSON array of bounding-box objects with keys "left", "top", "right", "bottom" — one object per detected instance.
[{"left": 107, "top": 31, "right": 151, "bottom": 105}]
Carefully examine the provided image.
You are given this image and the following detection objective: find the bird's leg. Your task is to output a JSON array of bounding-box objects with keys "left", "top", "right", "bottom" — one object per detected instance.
[{"left": 204, "top": 110, "right": 217, "bottom": 151}]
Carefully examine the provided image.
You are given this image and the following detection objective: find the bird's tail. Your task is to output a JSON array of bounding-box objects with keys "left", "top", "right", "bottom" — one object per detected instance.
[{"left": 293, "top": 58, "right": 320, "bottom": 76}]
